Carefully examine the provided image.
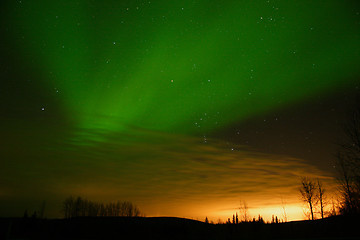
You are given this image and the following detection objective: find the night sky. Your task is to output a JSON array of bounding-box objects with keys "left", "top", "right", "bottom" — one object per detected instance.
[{"left": 1, "top": 0, "right": 360, "bottom": 221}]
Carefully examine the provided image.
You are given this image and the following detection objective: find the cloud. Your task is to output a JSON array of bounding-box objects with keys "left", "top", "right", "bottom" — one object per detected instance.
[{"left": 1, "top": 126, "right": 335, "bottom": 219}]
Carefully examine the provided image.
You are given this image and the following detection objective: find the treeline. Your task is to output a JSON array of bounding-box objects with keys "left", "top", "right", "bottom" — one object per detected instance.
[
  {"left": 225, "top": 214, "right": 265, "bottom": 225},
  {"left": 62, "top": 196, "right": 142, "bottom": 218},
  {"left": 206, "top": 202, "right": 268, "bottom": 225}
]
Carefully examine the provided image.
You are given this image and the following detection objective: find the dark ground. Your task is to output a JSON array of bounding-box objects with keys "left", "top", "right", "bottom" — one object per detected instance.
[{"left": 0, "top": 215, "right": 359, "bottom": 240}]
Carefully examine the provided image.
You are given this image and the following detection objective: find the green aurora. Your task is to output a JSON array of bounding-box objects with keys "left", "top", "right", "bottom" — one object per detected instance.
[
  {"left": 3, "top": 0, "right": 360, "bottom": 139},
  {"left": 1, "top": 0, "right": 360, "bottom": 220}
]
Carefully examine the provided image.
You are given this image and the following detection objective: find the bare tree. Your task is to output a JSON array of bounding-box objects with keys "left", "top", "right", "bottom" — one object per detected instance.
[
  {"left": 336, "top": 108, "right": 360, "bottom": 214},
  {"left": 74, "top": 196, "right": 83, "bottom": 217},
  {"left": 317, "top": 179, "right": 325, "bottom": 219},
  {"left": 39, "top": 201, "right": 46, "bottom": 219},
  {"left": 281, "top": 198, "right": 287, "bottom": 222},
  {"left": 328, "top": 197, "right": 338, "bottom": 217},
  {"left": 62, "top": 196, "right": 74, "bottom": 218},
  {"left": 337, "top": 152, "right": 360, "bottom": 214},
  {"left": 238, "top": 201, "right": 249, "bottom": 222},
  {"left": 300, "top": 177, "right": 317, "bottom": 220}
]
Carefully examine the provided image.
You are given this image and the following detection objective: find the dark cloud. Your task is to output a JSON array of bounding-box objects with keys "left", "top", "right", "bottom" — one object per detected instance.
[{"left": 1, "top": 126, "right": 333, "bottom": 220}]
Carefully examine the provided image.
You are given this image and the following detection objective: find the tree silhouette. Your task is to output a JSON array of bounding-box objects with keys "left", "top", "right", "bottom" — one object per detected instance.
[
  {"left": 62, "top": 196, "right": 74, "bottom": 218},
  {"left": 328, "top": 198, "right": 338, "bottom": 217},
  {"left": 39, "top": 201, "right": 46, "bottom": 219},
  {"left": 281, "top": 198, "right": 287, "bottom": 222},
  {"left": 23, "top": 209, "right": 28, "bottom": 218},
  {"left": 336, "top": 108, "right": 360, "bottom": 214},
  {"left": 238, "top": 201, "right": 249, "bottom": 222},
  {"left": 300, "top": 177, "right": 317, "bottom": 220},
  {"left": 257, "top": 215, "right": 264, "bottom": 223},
  {"left": 317, "top": 179, "right": 325, "bottom": 219}
]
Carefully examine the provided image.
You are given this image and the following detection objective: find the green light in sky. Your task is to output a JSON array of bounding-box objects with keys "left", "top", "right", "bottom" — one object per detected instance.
[{"left": 7, "top": 0, "right": 360, "bottom": 139}]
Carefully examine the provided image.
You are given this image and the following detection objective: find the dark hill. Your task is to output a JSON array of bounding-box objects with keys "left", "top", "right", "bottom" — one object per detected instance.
[
  {"left": 1, "top": 215, "right": 359, "bottom": 240},
  {"left": 1, "top": 217, "right": 213, "bottom": 240}
]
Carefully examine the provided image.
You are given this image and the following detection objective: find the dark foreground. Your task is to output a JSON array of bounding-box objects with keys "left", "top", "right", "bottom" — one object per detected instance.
[{"left": 1, "top": 215, "right": 359, "bottom": 240}]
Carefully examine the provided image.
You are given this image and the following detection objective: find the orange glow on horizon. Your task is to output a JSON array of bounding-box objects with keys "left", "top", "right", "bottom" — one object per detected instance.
[
  {"left": 140, "top": 192, "right": 338, "bottom": 223},
  {"left": 147, "top": 203, "right": 315, "bottom": 223}
]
